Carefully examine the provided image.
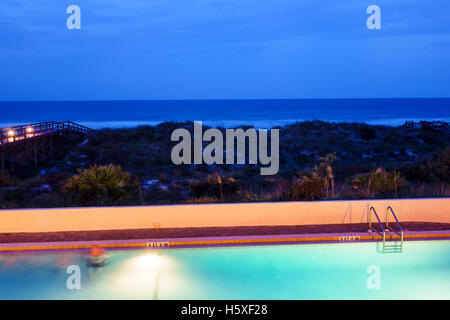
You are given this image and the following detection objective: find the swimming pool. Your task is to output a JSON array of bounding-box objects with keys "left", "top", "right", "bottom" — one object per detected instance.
[{"left": 0, "top": 241, "right": 449, "bottom": 299}]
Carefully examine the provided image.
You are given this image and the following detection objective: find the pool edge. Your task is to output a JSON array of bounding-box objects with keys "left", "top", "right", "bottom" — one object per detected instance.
[{"left": 1, "top": 229, "right": 449, "bottom": 253}]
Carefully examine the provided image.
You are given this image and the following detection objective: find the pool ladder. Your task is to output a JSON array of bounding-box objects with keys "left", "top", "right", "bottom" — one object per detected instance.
[{"left": 369, "top": 206, "right": 404, "bottom": 253}]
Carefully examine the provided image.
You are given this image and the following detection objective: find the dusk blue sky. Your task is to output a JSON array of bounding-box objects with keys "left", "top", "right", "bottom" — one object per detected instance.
[{"left": 1, "top": 0, "right": 450, "bottom": 100}]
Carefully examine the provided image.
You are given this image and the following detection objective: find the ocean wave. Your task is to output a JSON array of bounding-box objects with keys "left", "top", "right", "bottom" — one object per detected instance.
[{"left": 1, "top": 117, "right": 449, "bottom": 130}]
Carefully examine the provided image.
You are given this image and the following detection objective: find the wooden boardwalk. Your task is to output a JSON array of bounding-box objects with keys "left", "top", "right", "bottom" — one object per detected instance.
[{"left": 0, "top": 121, "right": 93, "bottom": 170}]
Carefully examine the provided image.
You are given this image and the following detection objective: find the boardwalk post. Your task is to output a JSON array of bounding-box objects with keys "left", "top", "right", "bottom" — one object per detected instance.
[
  {"left": 1, "top": 148, "right": 4, "bottom": 171},
  {"left": 34, "top": 141, "right": 38, "bottom": 168},
  {"left": 11, "top": 144, "right": 16, "bottom": 174}
]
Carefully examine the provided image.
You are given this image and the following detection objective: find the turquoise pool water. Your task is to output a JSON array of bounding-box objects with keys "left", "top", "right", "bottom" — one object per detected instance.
[{"left": 0, "top": 241, "right": 449, "bottom": 299}]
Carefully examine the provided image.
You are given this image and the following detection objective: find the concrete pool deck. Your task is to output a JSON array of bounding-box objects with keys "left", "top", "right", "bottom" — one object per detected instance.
[{"left": 1, "top": 224, "right": 449, "bottom": 253}]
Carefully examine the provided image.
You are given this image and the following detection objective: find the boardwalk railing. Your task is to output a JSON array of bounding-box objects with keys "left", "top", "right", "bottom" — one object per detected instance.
[{"left": 0, "top": 121, "right": 93, "bottom": 146}]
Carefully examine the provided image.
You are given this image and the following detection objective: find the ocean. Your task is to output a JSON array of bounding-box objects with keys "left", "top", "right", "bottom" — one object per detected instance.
[{"left": 1, "top": 99, "right": 449, "bottom": 129}]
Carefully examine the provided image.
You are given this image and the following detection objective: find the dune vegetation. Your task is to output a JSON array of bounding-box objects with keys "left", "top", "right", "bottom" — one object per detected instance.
[{"left": 1, "top": 121, "right": 449, "bottom": 208}]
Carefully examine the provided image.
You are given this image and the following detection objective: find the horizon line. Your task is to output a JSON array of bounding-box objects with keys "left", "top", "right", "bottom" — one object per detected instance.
[{"left": 1, "top": 97, "right": 450, "bottom": 103}]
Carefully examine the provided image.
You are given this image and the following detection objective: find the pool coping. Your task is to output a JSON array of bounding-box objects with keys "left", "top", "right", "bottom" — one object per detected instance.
[{"left": 0, "top": 229, "right": 449, "bottom": 253}]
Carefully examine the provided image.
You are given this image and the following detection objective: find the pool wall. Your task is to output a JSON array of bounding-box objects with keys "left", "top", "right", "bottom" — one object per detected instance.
[{"left": 0, "top": 198, "right": 449, "bottom": 233}]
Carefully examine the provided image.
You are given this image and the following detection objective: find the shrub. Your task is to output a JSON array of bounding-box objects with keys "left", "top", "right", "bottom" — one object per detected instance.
[
  {"left": 402, "top": 146, "right": 450, "bottom": 183},
  {"left": 190, "top": 196, "right": 218, "bottom": 204},
  {"left": 359, "top": 126, "right": 377, "bottom": 141},
  {"left": 0, "top": 170, "right": 13, "bottom": 187},
  {"left": 189, "top": 173, "right": 239, "bottom": 201},
  {"left": 65, "top": 164, "right": 141, "bottom": 206},
  {"left": 29, "top": 193, "right": 65, "bottom": 208},
  {"left": 316, "top": 153, "right": 337, "bottom": 199},
  {"left": 291, "top": 173, "right": 327, "bottom": 201},
  {"left": 346, "top": 168, "right": 409, "bottom": 198},
  {"left": 428, "top": 147, "right": 450, "bottom": 183},
  {"left": 238, "top": 190, "right": 278, "bottom": 202}
]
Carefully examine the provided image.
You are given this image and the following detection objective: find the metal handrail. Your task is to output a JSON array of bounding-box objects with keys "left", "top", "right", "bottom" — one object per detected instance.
[
  {"left": 386, "top": 206, "right": 404, "bottom": 247},
  {"left": 368, "top": 206, "right": 386, "bottom": 245}
]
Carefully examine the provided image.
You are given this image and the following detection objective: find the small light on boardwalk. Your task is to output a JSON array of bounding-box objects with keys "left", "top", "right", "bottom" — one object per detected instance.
[{"left": 25, "top": 127, "right": 35, "bottom": 138}]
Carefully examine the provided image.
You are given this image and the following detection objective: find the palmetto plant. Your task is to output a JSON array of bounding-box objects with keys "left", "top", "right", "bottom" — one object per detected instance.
[{"left": 65, "top": 164, "right": 140, "bottom": 206}]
